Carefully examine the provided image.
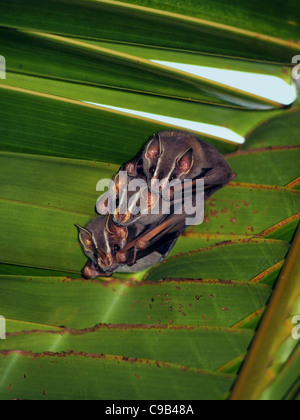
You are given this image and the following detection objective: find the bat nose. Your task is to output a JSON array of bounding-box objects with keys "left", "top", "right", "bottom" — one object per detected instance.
[{"left": 98, "top": 253, "right": 113, "bottom": 270}]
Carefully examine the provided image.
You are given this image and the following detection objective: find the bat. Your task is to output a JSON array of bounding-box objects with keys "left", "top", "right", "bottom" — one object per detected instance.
[
  {"left": 142, "top": 131, "right": 236, "bottom": 195},
  {"left": 76, "top": 215, "right": 177, "bottom": 279}
]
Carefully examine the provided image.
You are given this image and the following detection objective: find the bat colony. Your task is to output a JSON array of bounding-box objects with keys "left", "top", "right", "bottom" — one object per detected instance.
[{"left": 77, "top": 131, "right": 236, "bottom": 279}]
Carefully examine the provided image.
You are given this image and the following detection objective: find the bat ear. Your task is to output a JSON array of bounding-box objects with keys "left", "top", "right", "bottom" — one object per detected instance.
[
  {"left": 96, "top": 193, "right": 109, "bottom": 215},
  {"left": 145, "top": 134, "right": 161, "bottom": 160},
  {"left": 75, "top": 224, "right": 95, "bottom": 253},
  {"left": 125, "top": 161, "right": 137, "bottom": 176},
  {"left": 177, "top": 148, "right": 194, "bottom": 174}
]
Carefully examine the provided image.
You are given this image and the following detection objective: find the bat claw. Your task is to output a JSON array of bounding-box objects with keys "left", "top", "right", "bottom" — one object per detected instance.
[
  {"left": 137, "top": 239, "right": 147, "bottom": 250},
  {"left": 116, "top": 251, "right": 128, "bottom": 264}
]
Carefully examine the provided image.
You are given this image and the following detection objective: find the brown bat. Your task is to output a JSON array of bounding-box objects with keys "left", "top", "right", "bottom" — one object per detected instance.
[
  {"left": 142, "top": 131, "right": 236, "bottom": 196},
  {"left": 76, "top": 215, "right": 177, "bottom": 279}
]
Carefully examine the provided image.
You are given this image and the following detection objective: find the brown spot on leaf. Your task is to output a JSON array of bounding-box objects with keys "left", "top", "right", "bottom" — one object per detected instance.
[{"left": 210, "top": 210, "right": 219, "bottom": 217}]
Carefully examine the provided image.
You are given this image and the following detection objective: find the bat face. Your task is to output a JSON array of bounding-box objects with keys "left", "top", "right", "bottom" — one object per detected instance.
[
  {"left": 143, "top": 132, "right": 197, "bottom": 193},
  {"left": 142, "top": 131, "right": 235, "bottom": 195},
  {"left": 76, "top": 216, "right": 128, "bottom": 276},
  {"left": 77, "top": 216, "right": 171, "bottom": 279}
]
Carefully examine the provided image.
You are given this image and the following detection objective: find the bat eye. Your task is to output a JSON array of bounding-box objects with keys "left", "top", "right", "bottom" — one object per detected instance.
[
  {"left": 113, "top": 244, "right": 121, "bottom": 254},
  {"left": 169, "top": 174, "right": 176, "bottom": 181},
  {"left": 149, "top": 166, "right": 156, "bottom": 175}
]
